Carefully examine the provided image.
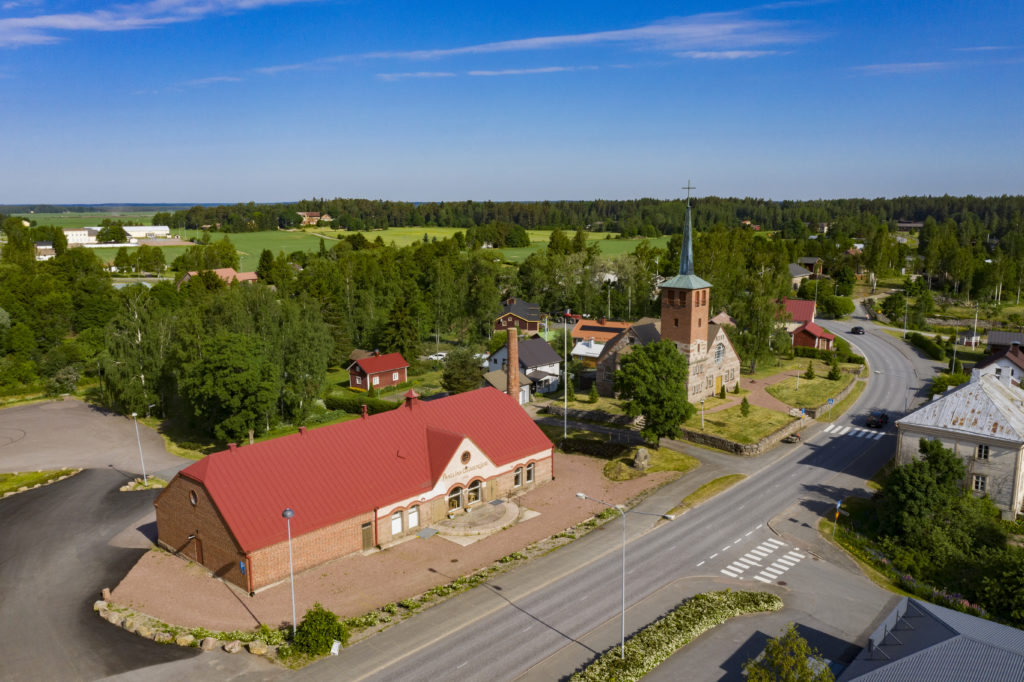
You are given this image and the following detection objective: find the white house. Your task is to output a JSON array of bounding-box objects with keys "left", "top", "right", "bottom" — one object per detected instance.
[
  {"left": 972, "top": 343, "right": 1024, "bottom": 389},
  {"left": 571, "top": 338, "right": 605, "bottom": 367},
  {"left": 62, "top": 228, "right": 98, "bottom": 245},
  {"left": 895, "top": 374, "right": 1024, "bottom": 519},
  {"left": 124, "top": 225, "right": 171, "bottom": 240},
  {"left": 488, "top": 336, "right": 561, "bottom": 394}
]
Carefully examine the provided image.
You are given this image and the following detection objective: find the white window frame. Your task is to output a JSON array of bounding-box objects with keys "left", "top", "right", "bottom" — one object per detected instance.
[
  {"left": 448, "top": 487, "right": 463, "bottom": 510},
  {"left": 973, "top": 474, "right": 987, "bottom": 492},
  {"left": 355, "top": 376, "right": 362, "bottom": 385},
  {"left": 372, "top": 376, "right": 380, "bottom": 386},
  {"left": 390, "top": 510, "right": 403, "bottom": 536},
  {"left": 526, "top": 462, "right": 535, "bottom": 483},
  {"left": 514, "top": 467, "right": 523, "bottom": 487},
  {"left": 977, "top": 444, "right": 990, "bottom": 460},
  {"left": 408, "top": 505, "right": 419, "bottom": 528},
  {"left": 392, "top": 372, "right": 399, "bottom": 381},
  {"left": 467, "top": 480, "right": 482, "bottom": 505}
]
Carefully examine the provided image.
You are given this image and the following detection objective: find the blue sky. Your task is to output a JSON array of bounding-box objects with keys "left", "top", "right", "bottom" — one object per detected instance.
[{"left": 1, "top": 0, "right": 1021, "bottom": 203}]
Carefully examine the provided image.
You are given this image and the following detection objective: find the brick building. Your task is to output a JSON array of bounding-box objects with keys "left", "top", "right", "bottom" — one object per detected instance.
[
  {"left": 155, "top": 387, "right": 553, "bottom": 594},
  {"left": 494, "top": 297, "right": 544, "bottom": 333},
  {"left": 348, "top": 352, "right": 409, "bottom": 391}
]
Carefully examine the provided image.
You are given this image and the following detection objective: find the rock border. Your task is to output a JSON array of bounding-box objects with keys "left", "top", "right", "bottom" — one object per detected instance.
[{"left": 1, "top": 469, "right": 82, "bottom": 499}]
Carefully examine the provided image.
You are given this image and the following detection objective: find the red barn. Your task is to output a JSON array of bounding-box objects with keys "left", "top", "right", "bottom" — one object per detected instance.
[
  {"left": 792, "top": 321, "right": 835, "bottom": 351},
  {"left": 348, "top": 352, "right": 408, "bottom": 391},
  {"left": 154, "top": 388, "right": 554, "bottom": 594}
]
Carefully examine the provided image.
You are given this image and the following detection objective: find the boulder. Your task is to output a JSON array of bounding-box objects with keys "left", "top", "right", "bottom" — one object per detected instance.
[
  {"left": 247, "top": 640, "right": 268, "bottom": 655},
  {"left": 93, "top": 600, "right": 107, "bottom": 612},
  {"left": 136, "top": 625, "right": 154, "bottom": 639},
  {"left": 200, "top": 637, "right": 219, "bottom": 651},
  {"left": 175, "top": 633, "right": 195, "bottom": 647},
  {"left": 223, "top": 640, "right": 243, "bottom": 654},
  {"left": 105, "top": 611, "right": 124, "bottom": 627},
  {"left": 101, "top": 588, "right": 111, "bottom": 601},
  {"left": 633, "top": 447, "right": 651, "bottom": 471},
  {"left": 122, "top": 618, "right": 136, "bottom": 634},
  {"left": 154, "top": 632, "right": 173, "bottom": 644}
]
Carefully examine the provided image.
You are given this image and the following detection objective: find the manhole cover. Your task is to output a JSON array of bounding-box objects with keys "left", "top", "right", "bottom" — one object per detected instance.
[{"left": 777, "top": 581, "right": 787, "bottom": 586}]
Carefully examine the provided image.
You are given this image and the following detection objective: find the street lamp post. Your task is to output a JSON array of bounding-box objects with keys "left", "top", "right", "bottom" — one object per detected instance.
[
  {"left": 700, "top": 398, "right": 705, "bottom": 431},
  {"left": 130, "top": 412, "right": 148, "bottom": 486},
  {"left": 575, "top": 492, "right": 674, "bottom": 660},
  {"left": 282, "top": 507, "right": 297, "bottom": 638},
  {"left": 564, "top": 312, "right": 569, "bottom": 443}
]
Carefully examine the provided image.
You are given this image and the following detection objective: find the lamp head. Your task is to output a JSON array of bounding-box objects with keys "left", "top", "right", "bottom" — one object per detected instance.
[
  {"left": 131, "top": 412, "right": 137, "bottom": 417},
  {"left": 282, "top": 508, "right": 294, "bottom": 519},
  {"left": 575, "top": 492, "right": 586, "bottom": 500}
]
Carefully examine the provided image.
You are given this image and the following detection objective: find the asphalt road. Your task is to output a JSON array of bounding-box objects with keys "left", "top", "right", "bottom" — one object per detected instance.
[
  {"left": 293, "top": 311, "right": 943, "bottom": 681},
  {"left": 0, "top": 469, "right": 199, "bottom": 682}
]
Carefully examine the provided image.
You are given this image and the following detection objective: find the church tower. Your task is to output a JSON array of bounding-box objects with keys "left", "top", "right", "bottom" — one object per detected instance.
[{"left": 660, "top": 183, "right": 711, "bottom": 359}]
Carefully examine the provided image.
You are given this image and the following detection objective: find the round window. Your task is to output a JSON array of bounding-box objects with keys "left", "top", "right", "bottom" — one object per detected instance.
[
  {"left": 461, "top": 451, "right": 471, "bottom": 465},
  {"left": 189, "top": 490, "right": 198, "bottom": 506}
]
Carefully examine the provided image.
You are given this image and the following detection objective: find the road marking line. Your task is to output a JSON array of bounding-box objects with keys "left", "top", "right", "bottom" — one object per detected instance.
[
  {"left": 730, "top": 563, "right": 748, "bottom": 572},
  {"left": 733, "top": 559, "right": 754, "bottom": 568},
  {"left": 754, "top": 547, "right": 773, "bottom": 556},
  {"left": 710, "top": 553, "right": 718, "bottom": 559},
  {"left": 755, "top": 524, "right": 763, "bottom": 529},
  {"left": 824, "top": 424, "right": 836, "bottom": 433},
  {"left": 770, "top": 563, "right": 789, "bottom": 571},
  {"left": 839, "top": 426, "right": 851, "bottom": 435},
  {"left": 721, "top": 569, "right": 738, "bottom": 577},
  {"left": 696, "top": 561, "right": 705, "bottom": 567},
  {"left": 457, "top": 662, "right": 468, "bottom": 669},
  {"left": 722, "top": 546, "right": 732, "bottom": 551},
  {"left": 743, "top": 553, "right": 762, "bottom": 562},
  {"left": 765, "top": 538, "right": 785, "bottom": 547},
  {"left": 788, "top": 551, "right": 806, "bottom": 559},
  {"left": 745, "top": 530, "right": 753, "bottom": 537},
  {"left": 762, "top": 567, "right": 782, "bottom": 576},
  {"left": 754, "top": 575, "right": 773, "bottom": 583},
  {"left": 734, "top": 538, "right": 743, "bottom": 544},
  {"left": 873, "top": 432, "right": 884, "bottom": 440},
  {"left": 775, "top": 558, "right": 795, "bottom": 567}
]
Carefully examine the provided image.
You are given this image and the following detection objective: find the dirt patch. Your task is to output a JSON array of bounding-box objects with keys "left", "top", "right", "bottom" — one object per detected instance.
[{"left": 110, "top": 452, "right": 678, "bottom": 632}]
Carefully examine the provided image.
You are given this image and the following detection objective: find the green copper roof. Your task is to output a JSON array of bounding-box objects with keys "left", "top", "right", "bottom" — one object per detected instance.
[{"left": 662, "top": 273, "right": 712, "bottom": 290}]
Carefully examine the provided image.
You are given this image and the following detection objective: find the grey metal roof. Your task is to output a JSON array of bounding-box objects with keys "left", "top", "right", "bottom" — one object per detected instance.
[
  {"left": 895, "top": 374, "right": 1024, "bottom": 443},
  {"left": 839, "top": 598, "right": 1024, "bottom": 681},
  {"left": 516, "top": 337, "right": 562, "bottom": 370},
  {"left": 499, "top": 298, "right": 542, "bottom": 322},
  {"left": 482, "top": 369, "right": 531, "bottom": 392},
  {"left": 988, "top": 331, "right": 1024, "bottom": 347},
  {"left": 788, "top": 263, "right": 813, "bottom": 277},
  {"left": 661, "top": 273, "right": 712, "bottom": 290},
  {"left": 797, "top": 256, "right": 822, "bottom": 266}
]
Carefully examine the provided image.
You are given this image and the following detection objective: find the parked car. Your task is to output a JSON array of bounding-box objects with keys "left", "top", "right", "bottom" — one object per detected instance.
[
  {"left": 851, "top": 326, "right": 866, "bottom": 335},
  {"left": 427, "top": 351, "right": 448, "bottom": 362},
  {"left": 866, "top": 410, "right": 889, "bottom": 428},
  {"left": 782, "top": 432, "right": 801, "bottom": 443}
]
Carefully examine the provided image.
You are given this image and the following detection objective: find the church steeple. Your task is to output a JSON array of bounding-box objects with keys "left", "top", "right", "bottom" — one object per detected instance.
[{"left": 679, "top": 180, "right": 695, "bottom": 276}]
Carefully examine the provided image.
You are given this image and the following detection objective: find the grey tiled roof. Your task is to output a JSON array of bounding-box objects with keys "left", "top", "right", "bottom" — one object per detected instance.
[
  {"left": 517, "top": 337, "right": 562, "bottom": 370},
  {"left": 895, "top": 374, "right": 1024, "bottom": 443},
  {"left": 788, "top": 263, "right": 813, "bottom": 277}
]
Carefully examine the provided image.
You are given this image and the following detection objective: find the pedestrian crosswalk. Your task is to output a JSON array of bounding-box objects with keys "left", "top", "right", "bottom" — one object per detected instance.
[
  {"left": 822, "top": 424, "right": 885, "bottom": 440},
  {"left": 719, "top": 537, "right": 805, "bottom": 583}
]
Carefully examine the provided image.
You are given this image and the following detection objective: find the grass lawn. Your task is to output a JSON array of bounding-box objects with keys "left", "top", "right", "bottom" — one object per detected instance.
[
  {"left": 669, "top": 474, "right": 746, "bottom": 516},
  {"left": 696, "top": 388, "right": 749, "bottom": 411},
  {"left": 815, "top": 380, "right": 866, "bottom": 423},
  {"left": 766, "top": 371, "right": 854, "bottom": 410},
  {"left": 603, "top": 447, "right": 700, "bottom": 481},
  {"left": 16, "top": 211, "right": 155, "bottom": 228},
  {"left": 683, "top": 404, "right": 795, "bottom": 444},
  {"left": 534, "top": 391, "right": 628, "bottom": 416},
  {"left": 0, "top": 469, "right": 76, "bottom": 494},
  {"left": 495, "top": 234, "right": 670, "bottom": 263},
  {"left": 740, "top": 356, "right": 810, "bottom": 381},
  {"left": 537, "top": 422, "right": 600, "bottom": 442}
]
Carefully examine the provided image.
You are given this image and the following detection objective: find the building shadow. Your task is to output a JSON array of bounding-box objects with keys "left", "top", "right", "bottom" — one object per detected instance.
[
  {"left": 136, "top": 520, "right": 158, "bottom": 544},
  {"left": 718, "top": 622, "right": 859, "bottom": 680}
]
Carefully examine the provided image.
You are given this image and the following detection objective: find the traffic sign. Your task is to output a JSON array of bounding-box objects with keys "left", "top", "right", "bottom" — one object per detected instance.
[{"left": 828, "top": 398, "right": 834, "bottom": 405}]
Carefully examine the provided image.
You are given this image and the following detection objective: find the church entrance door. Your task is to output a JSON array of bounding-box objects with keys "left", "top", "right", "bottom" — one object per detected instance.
[{"left": 714, "top": 375, "right": 722, "bottom": 395}]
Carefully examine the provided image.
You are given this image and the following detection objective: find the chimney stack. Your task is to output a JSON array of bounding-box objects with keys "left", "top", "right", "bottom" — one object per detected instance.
[
  {"left": 361, "top": 404, "right": 368, "bottom": 420},
  {"left": 228, "top": 443, "right": 237, "bottom": 451},
  {"left": 403, "top": 389, "right": 420, "bottom": 409},
  {"left": 298, "top": 426, "right": 307, "bottom": 436},
  {"left": 507, "top": 329, "right": 519, "bottom": 402}
]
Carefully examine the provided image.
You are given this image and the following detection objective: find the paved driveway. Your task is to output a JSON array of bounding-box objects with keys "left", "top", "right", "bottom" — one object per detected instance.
[{"left": 0, "top": 399, "right": 184, "bottom": 477}]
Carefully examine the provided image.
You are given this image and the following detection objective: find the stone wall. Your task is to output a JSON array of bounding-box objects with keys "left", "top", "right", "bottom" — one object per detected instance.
[
  {"left": 677, "top": 416, "right": 809, "bottom": 456},
  {"left": 804, "top": 377, "right": 863, "bottom": 419}
]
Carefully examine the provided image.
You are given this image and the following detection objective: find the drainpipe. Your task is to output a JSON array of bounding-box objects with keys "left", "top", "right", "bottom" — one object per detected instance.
[
  {"left": 373, "top": 507, "right": 379, "bottom": 548},
  {"left": 246, "top": 552, "right": 254, "bottom": 596}
]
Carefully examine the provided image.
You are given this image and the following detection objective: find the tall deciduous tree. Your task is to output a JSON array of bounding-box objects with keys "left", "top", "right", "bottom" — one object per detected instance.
[
  {"left": 614, "top": 340, "right": 694, "bottom": 443},
  {"left": 744, "top": 623, "right": 835, "bottom": 681},
  {"left": 441, "top": 347, "right": 483, "bottom": 394}
]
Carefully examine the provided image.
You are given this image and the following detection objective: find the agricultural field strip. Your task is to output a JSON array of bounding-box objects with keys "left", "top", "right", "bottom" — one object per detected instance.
[{"left": 822, "top": 424, "right": 885, "bottom": 440}]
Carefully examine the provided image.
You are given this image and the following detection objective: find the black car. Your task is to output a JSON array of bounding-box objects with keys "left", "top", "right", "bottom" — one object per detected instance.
[
  {"left": 851, "top": 326, "right": 866, "bottom": 335},
  {"left": 866, "top": 410, "right": 889, "bottom": 428}
]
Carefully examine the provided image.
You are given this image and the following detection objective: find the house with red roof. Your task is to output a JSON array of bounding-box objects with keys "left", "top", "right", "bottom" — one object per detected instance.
[
  {"left": 178, "top": 267, "right": 259, "bottom": 288},
  {"left": 154, "top": 387, "right": 554, "bottom": 594},
  {"left": 779, "top": 298, "right": 816, "bottom": 334},
  {"left": 792, "top": 321, "right": 835, "bottom": 351},
  {"left": 348, "top": 352, "right": 409, "bottom": 391}
]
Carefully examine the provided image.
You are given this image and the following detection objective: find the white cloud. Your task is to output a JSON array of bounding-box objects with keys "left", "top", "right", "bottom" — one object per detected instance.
[
  {"left": 0, "top": 0, "right": 321, "bottom": 47},
  {"left": 376, "top": 71, "right": 455, "bottom": 82},
  {"left": 954, "top": 45, "right": 1018, "bottom": 52},
  {"left": 679, "top": 50, "right": 780, "bottom": 59},
  {"left": 853, "top": 61, "right": 952, "bottom": 75},
  {"left": 468, "top": 65, "right": 596, "bottom": 76},
  {"left": 182, "top": 75, "right": 243, "bottom": 86}
]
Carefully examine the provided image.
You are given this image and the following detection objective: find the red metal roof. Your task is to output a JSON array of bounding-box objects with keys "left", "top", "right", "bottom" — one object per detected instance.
[
  {"left": 782, "top": 298, "right": 816, "bottom": 323},
  {"left": 176, "top": 387, "right": 552, "bottom": 553},
  {"left": 795, "top": 321, "right": 835, "bottom": 340},
  {"left": 351, "top": 352, "right": 409, "bottom": 375}
]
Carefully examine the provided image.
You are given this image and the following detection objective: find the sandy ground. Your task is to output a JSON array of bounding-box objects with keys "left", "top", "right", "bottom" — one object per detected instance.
[{"left": 110, "top": 452, "right": 678, "bottom": 632}]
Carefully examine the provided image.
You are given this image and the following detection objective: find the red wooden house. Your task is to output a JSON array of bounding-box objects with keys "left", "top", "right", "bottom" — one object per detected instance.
[
  {"left": 792, "top": 322, "right": 835, "bottom": 351},
  {"left": 349, "top": 352, "right": 409, "bottom": 391}
]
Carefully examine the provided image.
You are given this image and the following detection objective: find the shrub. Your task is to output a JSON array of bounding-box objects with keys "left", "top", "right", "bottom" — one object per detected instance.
[
  {"left": 323, "top": 393, "right": 400, "bottom": 415},
  {"left": 719, "top": 385, "right": 726, "bottom": 399},
  {"left": 732, "top": 382, "right": 740, "bottom": 394},
  {"left": 292, "top": 603, "right": 349, "bottom": 656},
  {"left": 827, "top": 361, "right": 842, "bottom": 381},
  {"left": 908, "top": 332, "right": 945, "bottom": 361},
  {"left": 740, "top": 397, "right": 750, "bottom": 417},
  {"left": 803, "top": 361, "right": 815, "bottom": 380},
  {"left": 588, "top": 385, "right": 599, "bottom": 403}
]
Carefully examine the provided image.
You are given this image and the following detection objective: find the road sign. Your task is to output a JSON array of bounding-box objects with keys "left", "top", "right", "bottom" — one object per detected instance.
[{"left": 828, "top": 398, "right": 834, "bottom": 405}]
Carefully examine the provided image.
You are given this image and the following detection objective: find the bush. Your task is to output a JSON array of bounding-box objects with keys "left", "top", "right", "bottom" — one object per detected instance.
[
  {"left": 803, "top": 361, "right": 815, "bottom": 380},
  {"left": 740, "top": 397, "right": 750, "bottom": 417},
  {"left": 827, "top": 360, "right": 842, "bottom": 381},
  {"left": 732, "top": 382, "right": 740, "bottom": 394},
  {"left": 719, "top": 385, "right": 726, "bottom": 399},
  {"left": 323, "top": 393, "right": 400, "bottom": 415},
  {"left": 588, "top": 385, "right": 599, "bottom": 403},
  {"left": 908, "top": 332, "right": 945, "bottom": 361},
  {"left": 292, "top": 603, "right": 349, "bottom": 656},
  {"left": 570, "top": 590, "right": 783, "bottom": 682}
]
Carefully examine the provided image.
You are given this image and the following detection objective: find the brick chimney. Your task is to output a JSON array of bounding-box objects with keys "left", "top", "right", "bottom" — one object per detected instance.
[
  {"left": 507, "top": 329, "right": 519, "bottom": 402},
  {"left": 360, "top": 404, "right": 368, "bottom": 420},
  {"left": 404, "top": 389, "right": 420, "bottom": 409}
]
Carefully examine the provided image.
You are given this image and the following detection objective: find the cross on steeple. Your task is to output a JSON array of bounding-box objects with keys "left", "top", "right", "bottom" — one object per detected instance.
[{"left": 682, "top": 180, "right": 696, "bottom": 206}]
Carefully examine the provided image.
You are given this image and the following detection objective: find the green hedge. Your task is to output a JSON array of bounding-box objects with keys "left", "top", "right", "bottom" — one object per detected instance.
[
  {"left": 793, "top": 346, "right": 865, "bottom": 365},
  {"left": 907, "top": 332, "right": 946, "bottom": 361},
  {"left": 324, "top": 393, "right": 400, "bottom": 415},
  {"left": 570, "top": 590, "right": 783, "bottom": 682}
]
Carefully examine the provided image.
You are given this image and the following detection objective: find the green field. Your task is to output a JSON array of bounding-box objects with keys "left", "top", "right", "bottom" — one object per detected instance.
[{"left": 14, "top": 211, "right": 155, "bottom": 228}]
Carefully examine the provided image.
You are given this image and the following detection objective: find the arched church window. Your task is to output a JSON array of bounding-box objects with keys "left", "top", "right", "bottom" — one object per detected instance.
[{"left": 715, "top": 343, "right": 724, "bottom": 365}]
